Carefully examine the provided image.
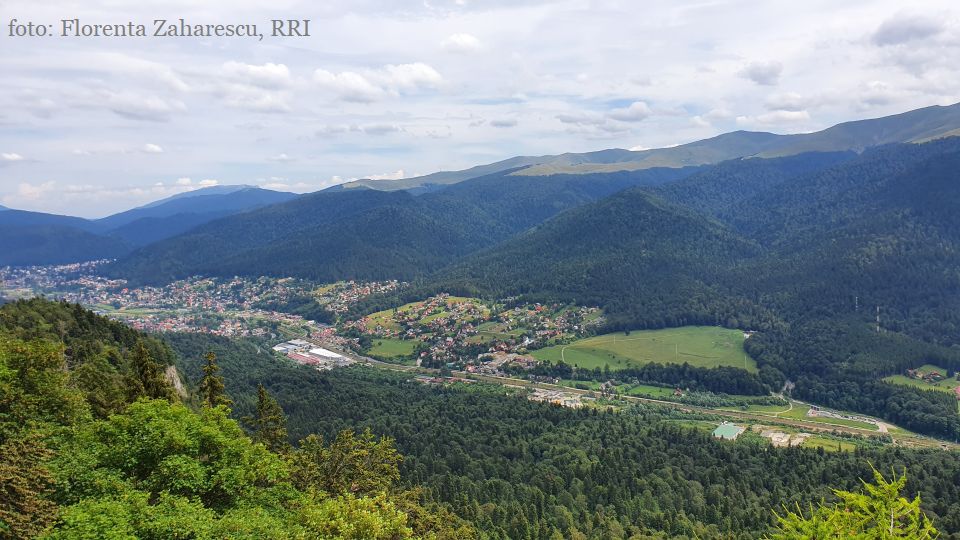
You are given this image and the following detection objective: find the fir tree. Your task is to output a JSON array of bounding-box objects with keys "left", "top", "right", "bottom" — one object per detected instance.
[
  {"left": 248, "top": 383, "right": 288, "bottom": 453},
  {"left": 197, "top": 351, "right": 231, "bottom": 408},
  {"left": 126, "top": 340, "right": 175, "bottom": 402},
  {"left": 770, "top": 468, "right": 938, "bottom": 539}
]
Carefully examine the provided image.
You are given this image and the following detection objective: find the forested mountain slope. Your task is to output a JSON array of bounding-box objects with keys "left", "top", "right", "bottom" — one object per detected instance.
[
  {"left": 422, "top": 138, "right": 960, "bottom": 439},
  {"left": 107, "top": 166, "right": 697, "bottom": 285},
  {"left": 0, "top": 299, "right": 468, "bottom": 539}
]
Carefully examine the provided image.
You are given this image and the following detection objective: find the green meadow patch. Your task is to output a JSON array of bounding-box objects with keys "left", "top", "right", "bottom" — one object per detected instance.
[{"left": 532, "top": 326, "right": 757, "bottom": 372}]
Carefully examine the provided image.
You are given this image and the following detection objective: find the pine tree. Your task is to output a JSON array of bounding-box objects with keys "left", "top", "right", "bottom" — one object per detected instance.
[
  {"left": 248, "top": 383, "right": 288, "bottom": 453},
  {"left": 126, "top": 340, "right": 175, "bottom": 402},
  {"left": 197, "top": 351, "right": 231, "bottom": 408}
]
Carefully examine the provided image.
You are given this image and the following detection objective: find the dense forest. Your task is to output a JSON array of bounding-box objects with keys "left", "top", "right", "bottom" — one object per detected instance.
[
  {"left": 0, "top": 299, "right": 469, "bottom": 539},
  {"left": 169, "top": 331, "right": 960, "bottom": 540}
]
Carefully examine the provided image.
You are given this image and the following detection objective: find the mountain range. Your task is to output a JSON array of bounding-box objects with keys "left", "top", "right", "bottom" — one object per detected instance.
[
  {"left": 5, "top": 103, "right": 960, "bottom": 439},
  {"left": 0, "top": 186, "right": 295, "bottom": 265},
  {"left": 339, "top": 102, "right": 960, "bottom": 190}
]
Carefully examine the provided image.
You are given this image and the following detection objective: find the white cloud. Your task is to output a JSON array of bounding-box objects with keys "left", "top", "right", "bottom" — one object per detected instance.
[
  {"left": 739, "top": 61, "right": 783, "bottom": 86},
  {"left": 608, "top": 101, "right": 651, "bottom": 122},
  {"left": 365, "top": 169, "right": 406, "bottom": 180},
  {"left": 176, "top": 177, "right": 193, "bottom": 186},
  {"left": 96, "top": 53, "right": 189, "bottom": 93},
  {"left": 360, "top": 123, "right": 404, "bottom": 135},
  {"left": 7, "top": 1, "right": 960, "bottom": 217},
  {"left": 141, "top": 143, "right": 164, "bottom": 154},
  {"left": 2, "top": 152, "right": 24, "bottom": 161},
  {"left": 690, "top": 116, "right": 711, "bottom": 127},
  {"left": 268, "top": 153, "right": 294, "bottom": 162},
  {"left": 215, "top": 62, "right": 294, "bottom": 112},
  {"left": 490, "top": 118, "right": 517, "bottom": 128},
  {"left": 8, "top": 181, "right": 54, "bottom": 201},
  {"left": 316, "top": 124, "right": 357, "bottom": 137},
  {"left": 222, "top": 62, "right": 292, "bottom": 89},
  {"left": 221, "top": 90, "right": 291, "bottom": 113},
  {"left": 313, "top": 63, "right": 442, "bottom": 102},
  {"left": 442, "top": 33, "right": 482, "bottom": 53},
  {"left": 101, "top": 91, "right": 186, "bottom": 121},
  {"left": 764, "top": 92, "right": 811, "bottom": 112},
  {"left": 873, "top": 14, "right": 944, "bottom": 46},
  {"left": 736, "top": 110, "right": 811, "bottom": 127},
  {"left": 313, "top": 70, "right": 388, "bottom": 103},
  {"left": 383, "top": 63, "right": 443, "bottom": 91}
]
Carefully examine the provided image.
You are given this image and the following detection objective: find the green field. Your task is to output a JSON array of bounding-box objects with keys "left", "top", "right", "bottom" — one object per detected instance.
[
  {"left": 802, "top": 436, "right": 857, "bottom": 453},
  {"left": 778, "top": 404, "right": 878, "bottom": 431},
  {"left": 884, "top": 364, "right": 959, "bottom": 395},
  {"left": 368, "top": 338, "right": 417, "bottom": 359},
  {"left": 722, "top": 402, "right": 794, "bottom": 414},
  {"left": 531, "top": 326, "right": 757, "bottom": 372}
]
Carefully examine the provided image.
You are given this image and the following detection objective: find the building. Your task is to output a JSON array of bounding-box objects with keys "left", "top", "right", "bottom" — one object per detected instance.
[{"left": 712, "top": 422, "right": 745, "bottom": 441}]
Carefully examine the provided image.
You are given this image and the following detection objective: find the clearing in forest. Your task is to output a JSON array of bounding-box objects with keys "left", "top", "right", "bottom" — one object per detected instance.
[{"left": 532, "top": 326, "right": 757, "bottom": 372}]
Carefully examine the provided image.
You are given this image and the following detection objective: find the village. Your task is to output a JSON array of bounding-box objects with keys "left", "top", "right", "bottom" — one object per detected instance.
[
  {"left": 341, "top": 293, "right": 604, "bottom": 372},
  {"left": 0, "top": 262, "right": 404, "bottom": 339}
]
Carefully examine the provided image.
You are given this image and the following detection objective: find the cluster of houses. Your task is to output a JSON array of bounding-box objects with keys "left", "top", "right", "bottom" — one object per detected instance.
[
  {"left": 344, "top": 296, "right": 606, "bottom": 371},
  {"left": 905, "top": 368, "right": 949, "bottom": 383},
  {"left": 320, "top": 280, "right": 404, "bottom": 316},
  {"left": 465, "top": 351, "right": 539, "bottom": 375}
]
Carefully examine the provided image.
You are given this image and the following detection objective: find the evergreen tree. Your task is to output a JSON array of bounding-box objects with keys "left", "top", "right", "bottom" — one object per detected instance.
[
  {"left": 248, "top": 383, "right": 288, "bottom": 453},
  {"left": 770, "top": 468, "right": 938, "bottom": 539},
  {"left": 197, "top": 351, "right": 231, "bottom": 408},
  {"left": 126, "top": 340, "right": 175, "bottom": 402},
  {"left": 0, "top": 434, "right": 57, "bottom": 539}
]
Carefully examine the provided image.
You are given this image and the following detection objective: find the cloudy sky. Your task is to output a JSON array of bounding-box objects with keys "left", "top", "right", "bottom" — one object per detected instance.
[{"left": 1, "top": 0, "right": 958, "bottom": 217}]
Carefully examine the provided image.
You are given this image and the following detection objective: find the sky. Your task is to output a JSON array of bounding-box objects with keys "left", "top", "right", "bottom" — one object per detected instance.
[{"left": 1, "top": 0, "right": 959, "bottom": 218}]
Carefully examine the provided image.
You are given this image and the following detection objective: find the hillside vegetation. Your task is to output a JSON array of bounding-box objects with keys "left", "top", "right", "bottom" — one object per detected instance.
[
  {"left": 0, "top": 299, "right": 469, "bottom": 539},
  {"left": 166, "top": 332, "right": 960, "bottom": 539}
]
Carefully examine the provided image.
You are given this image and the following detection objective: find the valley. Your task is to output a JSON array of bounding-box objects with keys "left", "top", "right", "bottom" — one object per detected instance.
[
  {"left": 5, "top": 101, "right": 960, "bottom": 539},
  {"left": 5, "top": 262, "right": 952, "bottom": 454}
]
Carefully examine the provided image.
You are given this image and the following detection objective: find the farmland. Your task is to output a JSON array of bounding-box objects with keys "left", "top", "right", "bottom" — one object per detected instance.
[
  {"left": 368, "top": 337, "right": 417, "bottom": 359},
  {"left": 532, "top": 326, "right": 757, "bottom": 372}
]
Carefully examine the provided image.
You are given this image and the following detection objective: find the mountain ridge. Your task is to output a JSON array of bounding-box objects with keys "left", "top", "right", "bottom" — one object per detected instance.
[{"left": 339, "top": 102, "right": 960, "bottom": 190}]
